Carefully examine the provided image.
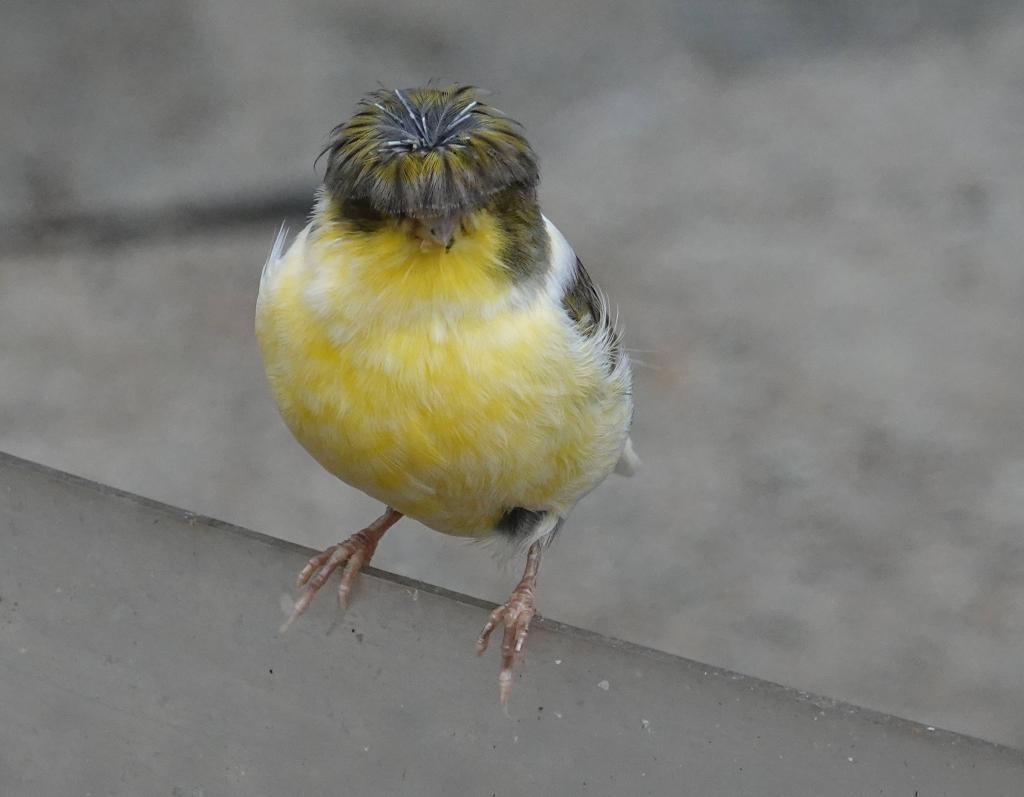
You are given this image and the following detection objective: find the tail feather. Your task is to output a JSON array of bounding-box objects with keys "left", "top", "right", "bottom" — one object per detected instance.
[{"left": 614, "top": 436, "right": 641, "bottom": 477}]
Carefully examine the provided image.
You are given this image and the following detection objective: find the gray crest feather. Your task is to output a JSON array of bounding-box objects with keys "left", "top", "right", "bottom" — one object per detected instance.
[{"left": 322, "top": 85, "right": 540, "bottom": 217}]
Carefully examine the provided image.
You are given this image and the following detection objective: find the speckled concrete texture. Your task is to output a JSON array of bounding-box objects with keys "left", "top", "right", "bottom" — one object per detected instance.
[{"left": 3, "top": 454, "right": 1023, "bottom": 795}]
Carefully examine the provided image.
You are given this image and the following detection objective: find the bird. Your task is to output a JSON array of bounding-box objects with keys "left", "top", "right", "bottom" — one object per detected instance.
[{"left": 255, "top": 84, "right": 636, "bottom": 705}]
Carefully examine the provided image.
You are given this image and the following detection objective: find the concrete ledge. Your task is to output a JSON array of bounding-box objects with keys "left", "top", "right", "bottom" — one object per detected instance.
[{"left": 1, "top": 451, "right": 1021, "bottom": 795}]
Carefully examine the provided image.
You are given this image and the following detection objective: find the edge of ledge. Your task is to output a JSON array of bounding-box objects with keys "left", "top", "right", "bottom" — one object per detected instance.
[{"left": 2, "top": 448, "right": 1020, "bottom": 757}]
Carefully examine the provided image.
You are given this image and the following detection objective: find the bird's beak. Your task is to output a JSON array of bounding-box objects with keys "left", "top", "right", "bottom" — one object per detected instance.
[{"left": 418, "top": 215, "right": 460, "bottom": 251}]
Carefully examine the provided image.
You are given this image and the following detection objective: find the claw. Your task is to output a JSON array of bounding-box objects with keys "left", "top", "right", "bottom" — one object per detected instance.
[
  {"left": 279, "top": 508, "right": 402, "bottom": 633},
  {"left": 296, "top": 548, "right": 332, "bottom": 588},
  {"left": 476, "top": 540, "right": 544, "bottom": 706},
  {"left": 476, "top": 604, "right": 505, "bottom": 655},
  {"left": 337, "top": 549, "right": 370, "bottom": 609}
]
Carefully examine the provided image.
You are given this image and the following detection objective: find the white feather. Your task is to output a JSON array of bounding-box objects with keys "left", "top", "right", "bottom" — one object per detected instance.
[
  {"left": 521, "top": 512, "right": 564, "bottom": 549},
  {"left": 615, "top": 436, "right": 641, "bottom": 477},
  {"left": 542, "top": 216, "right": 578, "bottom": 302},
  {"left": 259, "top": 222, "right": 292, "bottom": 293}
]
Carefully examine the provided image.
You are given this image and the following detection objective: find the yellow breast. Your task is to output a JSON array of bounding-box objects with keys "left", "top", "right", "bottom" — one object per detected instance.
[{"left": 255, "top": 216, "right": 628, "bottom": 536}]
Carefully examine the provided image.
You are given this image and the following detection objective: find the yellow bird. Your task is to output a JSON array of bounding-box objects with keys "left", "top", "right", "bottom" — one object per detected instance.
[{"left": 256, "top": 85, "right": 636, "bottom": 704}]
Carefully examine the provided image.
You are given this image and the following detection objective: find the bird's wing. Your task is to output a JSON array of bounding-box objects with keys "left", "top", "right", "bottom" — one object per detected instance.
[
  {"left": 544, "top": 218, "right": 638, "bottom": 477},
  {"left": 562, "top": 256, "right": 640, "bottom": 477},
  {"left": 561, "top": 255, "right": 623, "bottom": 365}
]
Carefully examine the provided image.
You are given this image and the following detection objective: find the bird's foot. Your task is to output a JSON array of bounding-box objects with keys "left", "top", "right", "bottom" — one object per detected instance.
[
  {"left": 280, "top": 508, "right": 402, "bottom": 632},
  {"left": 476, "top": 541, "right": 543, "bottom": 706}
]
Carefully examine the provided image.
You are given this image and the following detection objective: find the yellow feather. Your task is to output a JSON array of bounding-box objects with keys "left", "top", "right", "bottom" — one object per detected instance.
[{"left": 256, "top": 212, "right": 631, "bottom": 537}]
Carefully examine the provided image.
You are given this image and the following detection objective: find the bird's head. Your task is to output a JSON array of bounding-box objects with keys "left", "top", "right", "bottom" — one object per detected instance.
[{"left": 319, "top": 85, "right": 543, "bottom": 259}]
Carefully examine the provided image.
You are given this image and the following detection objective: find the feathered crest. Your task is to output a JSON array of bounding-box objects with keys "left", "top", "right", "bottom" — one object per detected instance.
[{"left": 321, "top": 85, "right": 539, "bottom": 217}]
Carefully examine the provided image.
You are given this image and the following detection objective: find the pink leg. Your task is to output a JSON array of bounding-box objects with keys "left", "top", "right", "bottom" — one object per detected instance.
[
  {"left": 477, "top": 540, "right": 543, "bottom": 706},
  {"left": 280, "top": 508, "right": 402, "bottom": 632}
]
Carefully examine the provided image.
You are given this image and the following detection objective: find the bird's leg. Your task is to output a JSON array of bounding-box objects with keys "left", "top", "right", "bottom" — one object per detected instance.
[
  {"left": 280, "top": 508, "right": 403, "bottom": 632},
  {"left": 476, "top": 540, "right": 543, "bottom": 706}
]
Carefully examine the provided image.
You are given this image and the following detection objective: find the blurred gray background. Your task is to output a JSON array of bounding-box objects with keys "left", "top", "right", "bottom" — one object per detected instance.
[{"left": 3, "top": 0, "right": 1023, "bottom": 747}]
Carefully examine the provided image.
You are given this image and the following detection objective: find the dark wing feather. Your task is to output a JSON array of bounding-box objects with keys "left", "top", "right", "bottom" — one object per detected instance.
[
  {"left": 562, "top": 257, "right": 623, "bottom": 370},
  {"left": 494, "top": 507, "right": 564, "bottom": 546}
]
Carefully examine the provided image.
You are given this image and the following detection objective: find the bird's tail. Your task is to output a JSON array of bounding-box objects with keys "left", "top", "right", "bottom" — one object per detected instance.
[{"left": 614, "top": 436, "right": 641, "bottom": 477}]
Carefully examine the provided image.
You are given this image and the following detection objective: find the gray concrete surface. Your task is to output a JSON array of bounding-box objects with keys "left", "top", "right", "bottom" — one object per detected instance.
[
  {"left": 3, "top": 0, "right": 1024, "bottom": 750},
  {"left": 4, "top": 0, "right": 1016, "bottom": 232},
  {"left": 3, "top": 452, "right": 1023, "bottom": 796}
]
